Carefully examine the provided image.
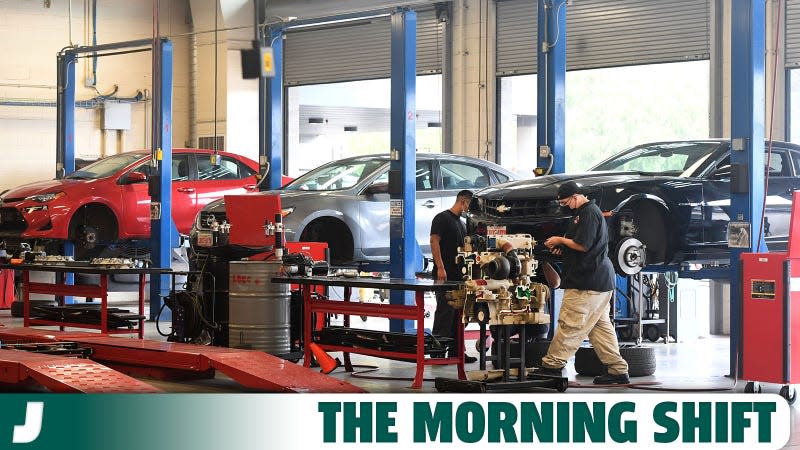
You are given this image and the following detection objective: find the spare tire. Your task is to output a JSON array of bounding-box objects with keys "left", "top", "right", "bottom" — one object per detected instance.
[
  {"left": 574, "top": 346, "right": 605, "bottom": 376},
  {"left": 574, "top": 345, "right": 656, "bottom": 377}
]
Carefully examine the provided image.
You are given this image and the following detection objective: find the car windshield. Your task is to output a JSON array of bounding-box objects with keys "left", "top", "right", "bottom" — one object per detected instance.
[
  {"left": 283, "top": 159, "right": 386, "bottom": 191},
  {"left": 590, "top": 142, "right": 721, "bottom": 176},
  {"left": 65, "top": 152, "right": 144, "bottom": 179}
]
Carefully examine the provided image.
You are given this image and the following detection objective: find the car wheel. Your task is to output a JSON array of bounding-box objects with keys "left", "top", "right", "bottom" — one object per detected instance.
[
  {"left": 68, "top": 205, "right": 118, "bottom": 260},
  {"left": 299, "top": 218, "right": 354, "bottom": 265},
  {"left": 616, "top": 203, "right": 671, "bottom": 267}
]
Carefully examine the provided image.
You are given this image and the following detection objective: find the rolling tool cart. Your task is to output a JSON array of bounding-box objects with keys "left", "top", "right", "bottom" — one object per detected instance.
[
  {"left": 740, "top": 191, "right": 800, "bottom": 404},
  {"left": 613, "top": 272, "right": 670, "bottom": 344}
]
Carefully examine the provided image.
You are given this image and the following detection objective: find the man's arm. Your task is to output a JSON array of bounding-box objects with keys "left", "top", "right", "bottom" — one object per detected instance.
[
  {"left": 544, "top": 235, "right": 587, "bottom": 253},
  {"left": 430, "top": 234, "right": 447, "bottom": 281}
]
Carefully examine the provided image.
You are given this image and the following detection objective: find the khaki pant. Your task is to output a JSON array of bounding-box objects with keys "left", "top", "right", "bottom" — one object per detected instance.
[{"left": 541, "top": 289, "right": 629, "bottom": 376}]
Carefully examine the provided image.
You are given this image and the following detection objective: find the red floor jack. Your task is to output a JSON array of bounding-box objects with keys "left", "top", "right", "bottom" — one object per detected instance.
[{"left": 740, "top": 191, "right": 800, "bottom": 403}]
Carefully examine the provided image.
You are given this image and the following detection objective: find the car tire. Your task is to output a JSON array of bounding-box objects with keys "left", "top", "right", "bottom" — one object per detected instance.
[
  {"left": 574, "top": 345, "right": 656, "bottom": 377},
  {"left": 68, "top": 205, "right": 118, "bottom": 260}
]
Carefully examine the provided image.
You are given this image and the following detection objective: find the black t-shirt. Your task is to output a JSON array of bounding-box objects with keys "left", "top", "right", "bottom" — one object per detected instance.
[
  {"left": 430, "top": 209, "right": 466, "bottom": 281},
  {"left": 560, "top": 199, "right": 615, "bottom": 292}
]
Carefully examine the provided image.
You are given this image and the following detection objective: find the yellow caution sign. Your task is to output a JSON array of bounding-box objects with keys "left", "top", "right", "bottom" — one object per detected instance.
[{"left": 261, "top": 47, "right": 276, "bottom": 78}]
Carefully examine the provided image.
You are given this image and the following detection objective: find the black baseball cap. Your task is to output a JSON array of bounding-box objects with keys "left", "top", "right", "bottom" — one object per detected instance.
[{"left": 556, "top": 181, "right": 581, "bottom": 200}]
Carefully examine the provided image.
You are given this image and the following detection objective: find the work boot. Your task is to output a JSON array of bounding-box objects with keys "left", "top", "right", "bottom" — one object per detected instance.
[{"left": 593, "top": 373, "right": 630, "bottom": 385}]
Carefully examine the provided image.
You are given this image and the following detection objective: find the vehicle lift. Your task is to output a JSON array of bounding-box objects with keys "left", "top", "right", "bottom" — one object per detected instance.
[
  {"left": 0, "top": 327, "right": 364, "bottom": 393},
  {"left": 740, "top": 191, "right": 800, "bottom": 404}
]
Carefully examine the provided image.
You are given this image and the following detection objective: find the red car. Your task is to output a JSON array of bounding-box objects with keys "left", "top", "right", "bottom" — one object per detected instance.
[{"left": 0, "top": 149, "right": 262, "bottom": 257}]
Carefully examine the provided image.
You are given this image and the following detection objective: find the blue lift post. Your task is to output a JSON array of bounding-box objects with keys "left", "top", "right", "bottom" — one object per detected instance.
[
  {"left": 58, "top": 39, "right": 174, "bottom": 312},
  {"left": 537, "top": 0, "right": 566, "bottom": 337},
  {"left": 149, "top": 39, "right": 174, "bottom": 320},
  {"left": 536, "top": 0, "right": 566, "bottom": 174},
  {"left": 388, "top": 8, "right": 417, "bottom": 333},
  {"left": 729, "top": 0, "right": 767, "bottom": 376},
  {"left": 57, "top": 38, "right": 173, "bottom": 319},
  {"left": 263, "top": 26, "right": 284, "bottom": 190},
  {"left": 56, "top": 50, "right": 77, "bottom": 299}
]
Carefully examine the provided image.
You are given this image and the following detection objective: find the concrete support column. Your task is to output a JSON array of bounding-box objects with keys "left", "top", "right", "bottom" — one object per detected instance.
[{"left": 450, "top": 0, "right": 496, "bottom": 161}]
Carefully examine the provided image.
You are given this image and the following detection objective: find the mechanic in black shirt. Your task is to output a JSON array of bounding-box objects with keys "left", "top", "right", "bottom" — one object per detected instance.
[
  {"left": 539, "top": 181, "right": 630, "bottom": 384},
  {"left": 430, "top": 189, "right": 477, "bottom": 363}
]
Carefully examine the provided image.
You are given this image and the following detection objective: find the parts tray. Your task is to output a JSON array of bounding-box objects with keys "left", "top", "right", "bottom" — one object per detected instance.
[{"left": 30, "top": 304, "right": 144, "bottom": 329}]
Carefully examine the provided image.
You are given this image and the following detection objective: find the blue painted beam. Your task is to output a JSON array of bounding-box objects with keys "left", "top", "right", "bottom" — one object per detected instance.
[
  {"left": 258, "top": 27, "right": 268, "bottom": 185},
  {"left": 57, "top": 51, "right": 77, "bottom": 179},
  {"left": 536, "top": 0, "right": 566, "bottom": 174},
  {"left": 388, "top": 8, "right": 417, "bottom": 333},
  {"left": 56, "top": 51, "right": 77, "bottom": 301},
  {"left": 149, "top": 39, "right": 174, "bottom": 319},
  {"left": 729, "top": 0, "right": 766, "bottom": 376},
  {"left": 265, "top": 27, "right": 284, "bottom": 190}
]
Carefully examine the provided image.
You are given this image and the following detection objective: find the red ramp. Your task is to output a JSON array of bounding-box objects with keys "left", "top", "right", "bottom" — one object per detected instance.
[{"left": 0, "top": 349, "right": 160, "bottom": 393}]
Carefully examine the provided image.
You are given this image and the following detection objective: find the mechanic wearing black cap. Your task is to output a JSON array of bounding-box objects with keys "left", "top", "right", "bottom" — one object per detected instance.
[{"left": 538, "top": 181, "right": 630, "bottom": 384}]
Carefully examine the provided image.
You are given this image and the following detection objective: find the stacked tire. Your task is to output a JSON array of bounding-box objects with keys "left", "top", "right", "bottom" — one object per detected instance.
[{"left": 574, "top": 345, "right": 656, "bottom": 377}]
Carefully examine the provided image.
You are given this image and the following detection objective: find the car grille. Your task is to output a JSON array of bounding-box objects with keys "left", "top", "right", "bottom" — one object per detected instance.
[
  {"left": 197, "top": 211, "right": 227, "bottom": 230},
  {"left": 480, "top": 199, "right": 561, "bottom": 220},
  {"left": 0, "top": 207, "right": 26, "bottom": 230}
]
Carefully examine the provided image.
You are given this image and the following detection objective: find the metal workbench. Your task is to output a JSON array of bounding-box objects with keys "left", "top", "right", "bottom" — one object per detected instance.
[{"left": 272, "top": 275, "right": 466, "bottom": 389}]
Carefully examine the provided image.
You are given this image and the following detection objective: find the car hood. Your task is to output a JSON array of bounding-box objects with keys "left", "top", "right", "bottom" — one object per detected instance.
[
  {"left": 476, "top": 171, "right": 677, "bottom": 200},
  {"left": 1, "top": 178, "right": 88, "bottom": 200}
]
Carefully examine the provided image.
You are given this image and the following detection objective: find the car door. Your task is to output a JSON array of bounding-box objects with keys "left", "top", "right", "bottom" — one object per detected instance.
[
  {"left": 119, "top": 153, "right": 196, "bottom": 237},
  {"left": 357, "top": 160, "right": 439, "bottom": 258},
  {"left": 703, "top": 148, "right": 794, "bottom": 249},
  {"left": 118, "top": 161, "right": 152, "bottom": 237},
  {"left": 762, "top": 147, "right": 794, "bottom": 246},
  {"left": 438, "top": 159, "right": 492, "bottom": 210},
  {"left": 192, "top": 154, "right": 259, "bottom": 233},
  {"left": 170, "top": 153, "right": 198, "bottom": 234}
]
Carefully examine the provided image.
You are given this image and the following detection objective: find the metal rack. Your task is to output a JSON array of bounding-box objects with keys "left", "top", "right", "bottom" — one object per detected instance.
[{"left": 613, "top": 272, "right": 671, "bottom": 344}]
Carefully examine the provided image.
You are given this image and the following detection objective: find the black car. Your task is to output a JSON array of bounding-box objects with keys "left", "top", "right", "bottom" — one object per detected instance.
[{"left": 468, "top": 140, "right": 800, "bottom": 274}]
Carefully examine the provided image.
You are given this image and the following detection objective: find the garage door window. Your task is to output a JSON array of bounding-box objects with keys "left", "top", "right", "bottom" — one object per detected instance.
[
  {"left": 498, "top": 61, "right": 710, "bottom": 174},
  {"left": 286, "top": 75, "right": 442, "bottom": 177}
]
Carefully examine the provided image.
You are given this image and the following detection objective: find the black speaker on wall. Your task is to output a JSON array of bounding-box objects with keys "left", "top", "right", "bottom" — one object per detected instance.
[{"left": 240, "top": 48, "right": 260, "bottom": 79}]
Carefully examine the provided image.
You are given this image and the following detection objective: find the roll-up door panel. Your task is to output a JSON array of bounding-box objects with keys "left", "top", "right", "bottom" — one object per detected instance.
[
  {"left": 496, "top": 0, "right": 710, "bottom": 76},
  {"left": 285, "top": 9, "right": 443, "bottom": 86},
  {"left": 787, "top": 0, "right": 800, "bottom": 67}
]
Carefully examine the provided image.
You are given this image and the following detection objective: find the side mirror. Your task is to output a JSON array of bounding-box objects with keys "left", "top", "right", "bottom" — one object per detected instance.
[
  {"left": 126, "top": 172, "right": 148, "bottom": 184},
  {"left": 363, "top": 182, "right": 389, "bottom": 196}
]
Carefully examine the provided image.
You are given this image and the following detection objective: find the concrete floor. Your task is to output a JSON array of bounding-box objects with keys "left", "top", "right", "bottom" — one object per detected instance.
[{"left": 1, "top": 299, "right": 798, "bottom": 448}]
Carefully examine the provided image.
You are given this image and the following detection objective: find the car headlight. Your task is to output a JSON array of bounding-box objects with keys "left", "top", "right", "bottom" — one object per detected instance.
[
  {"left": 26, "top": 192, "right": 65, "bottom": 203},
  {"left": 281, "top": 207, "right": 294, "bottom": 218}
]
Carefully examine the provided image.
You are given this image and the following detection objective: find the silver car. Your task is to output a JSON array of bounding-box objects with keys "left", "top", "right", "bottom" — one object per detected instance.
[{"left": 190, "top": 153, "right": 521, "bottom": 264}]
